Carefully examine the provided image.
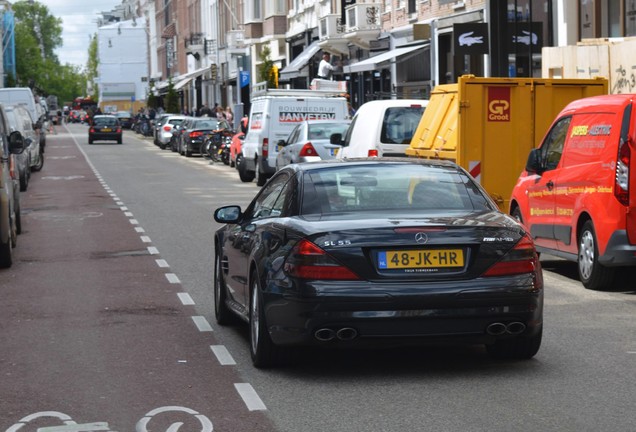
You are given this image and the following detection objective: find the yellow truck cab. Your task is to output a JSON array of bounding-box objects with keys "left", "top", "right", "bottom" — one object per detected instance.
[{"left": 406, "top": 75, "right": 608, "bottom": 211}]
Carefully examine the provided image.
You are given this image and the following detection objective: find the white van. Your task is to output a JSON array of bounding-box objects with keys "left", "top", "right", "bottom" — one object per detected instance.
[
  {"left": 336, "top": 99, "right": 428, "bottom": 159},
  {"left": 239, "top": 84, "right": 349, "bottom": 186},
  {"left": 0, "top": 88, "right": 45, "bottom": 147}
]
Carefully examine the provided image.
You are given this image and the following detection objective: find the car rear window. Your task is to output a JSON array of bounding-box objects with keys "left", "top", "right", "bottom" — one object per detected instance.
[
  {"left": 308, "top": 123, "right": 350, "bottom": 140},
  {"left": 380, "top": 106, "right": 425, "bottom": 144},
  {"left": 94, "top": 117, "right": 118, "bottom": 126},
  {"left": 301, "top": 164, "right": 493, "bottom": 215}
]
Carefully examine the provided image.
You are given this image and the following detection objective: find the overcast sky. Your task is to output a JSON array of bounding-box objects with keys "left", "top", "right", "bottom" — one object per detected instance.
[{"left": 43, "top": 0, "right": 124, "bottom": 68}]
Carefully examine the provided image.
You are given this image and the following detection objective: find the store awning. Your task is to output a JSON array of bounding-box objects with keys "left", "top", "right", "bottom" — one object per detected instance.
[
  {"left": 344, "top": 43, "right": 429, "bottom": 74},
  {"left": 173, "top": 77, "right": 193, "bottom": 91},
  {"left": 279, "top": 40, "right": 321, "bottom": 80}
]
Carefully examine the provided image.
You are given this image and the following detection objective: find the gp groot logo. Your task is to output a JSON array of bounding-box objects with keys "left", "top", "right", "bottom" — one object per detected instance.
[{"left": 487, "top": 87, "right": 511, "bottom": 122}]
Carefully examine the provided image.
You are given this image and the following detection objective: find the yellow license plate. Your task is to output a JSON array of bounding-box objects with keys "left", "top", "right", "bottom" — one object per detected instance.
[
  {"left": 102, "top": 128, "right": 112, "bottom": 132},
  {"left": 378, "top": 249, "right": 464, "bottom": 269}
]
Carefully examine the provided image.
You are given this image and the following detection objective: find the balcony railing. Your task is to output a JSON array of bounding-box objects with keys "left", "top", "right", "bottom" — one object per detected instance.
[
  {"left": 319, "top": 14, "right": 346, "bottom": 40},
  {"left": 345, "top": 1, "right": 381, "bottom": 32}
]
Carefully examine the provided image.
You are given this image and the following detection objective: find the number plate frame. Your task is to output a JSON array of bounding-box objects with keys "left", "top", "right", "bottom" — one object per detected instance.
[{"left": 377, "top": 249, "right": 465, "bottom": 270}]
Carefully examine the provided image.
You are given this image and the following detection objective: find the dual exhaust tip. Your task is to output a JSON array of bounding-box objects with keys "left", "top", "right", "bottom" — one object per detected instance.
[
  {"left": 314, "top": 327, "right": 358, "bottom": 342},
  {"left": 486, "top": 321, "right": 526, "bottom": 336}
]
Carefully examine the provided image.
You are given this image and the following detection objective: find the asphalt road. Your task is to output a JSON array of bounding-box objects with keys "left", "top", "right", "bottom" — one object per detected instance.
[{"left": 1, "top": 122, "right": 636, "bottom": 432}]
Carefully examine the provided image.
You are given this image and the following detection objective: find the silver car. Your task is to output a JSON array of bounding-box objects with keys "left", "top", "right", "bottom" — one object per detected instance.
[
  {"left": 275, "top": 120, "right": 350, "bottom": 171},
  {"left": 4, "top": 104, "right": 43, "bottom": 191},
  {"left": 156, "top": 114, "right": 186, "bottom": 149}
]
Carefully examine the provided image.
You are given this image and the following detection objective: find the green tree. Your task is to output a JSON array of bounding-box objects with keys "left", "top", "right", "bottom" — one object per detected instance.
[
  {"left": 86, "top": 34, "right": 99, "bottom": 99},
  {"left": 146, "top": 90, "right": 158, "bottom": 110},
  {"left": 165, "top": 79, "right": 180, "bottom": 114},
  {"left": 13, "top": 1, "right": 62, "bottom": 61},
  {"left": 257, "top": 46, "right": 278, "bottom": 89},
  {"left": 12, "top": 1, "right": 87, "bottom": 105}
]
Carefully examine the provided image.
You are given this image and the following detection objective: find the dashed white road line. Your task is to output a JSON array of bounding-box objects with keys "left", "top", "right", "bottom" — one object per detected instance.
[
  {"left": 140, "top": 236, "right": 152, "bottom": 243},
  {"left": 155, "top": 259, "right": 169, "bottom": 268},
  {"left": 210, "top": 345, "right": 236, "bottom": 365},
  {"left": 192, "top": 316, "right": 213, "bottom": 332},
  {"left": 129, "top": 219, "right": 139, "bottom": 225},
  {"left": 178, "top": 292, "right": 195, "bottom": 305},
  {"left": 234, "top": 383, "right": 267, "bottom": 411},
  {"left": 147, "top": 246, "right": 159, "bottom": 255},
  {"left": 165, "top": 273, "right": 180, "bottom": 284},
  {"left": 124, "top": 212, "right": 134, "bottom": 217},
  {"left": 135, "top": 227, "right": 145, "bottom": 233}
]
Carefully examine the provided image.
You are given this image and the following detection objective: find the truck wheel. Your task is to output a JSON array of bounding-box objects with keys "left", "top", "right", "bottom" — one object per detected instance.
[
  {"left": 238, "top": 156, "right": 255, "bottom": 182},
  {"left": 578, "top": 220, "right": 615, "bottom": 290},
  {"left": 511, "top": 207, "right": 523, "bottom": 225}
]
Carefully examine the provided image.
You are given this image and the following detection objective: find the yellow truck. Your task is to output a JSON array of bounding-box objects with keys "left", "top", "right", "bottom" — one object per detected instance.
[{"left": 406, "top": 75, "right": 608, "bottom": 211}]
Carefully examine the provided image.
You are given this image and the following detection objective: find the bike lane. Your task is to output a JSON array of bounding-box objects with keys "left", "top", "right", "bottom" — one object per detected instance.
[{"left": 0, "top": 129, "right": 276, "bottom": 432}]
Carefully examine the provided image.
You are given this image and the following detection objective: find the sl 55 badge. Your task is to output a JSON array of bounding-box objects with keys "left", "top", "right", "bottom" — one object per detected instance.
[{"left": 323, "top": 240, "right": 352, "bottom": 247}]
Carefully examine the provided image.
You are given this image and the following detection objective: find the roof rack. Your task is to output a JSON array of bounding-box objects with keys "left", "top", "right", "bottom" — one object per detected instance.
[{"left": 251, "top": 81, "right": 346, "bottom": 99}]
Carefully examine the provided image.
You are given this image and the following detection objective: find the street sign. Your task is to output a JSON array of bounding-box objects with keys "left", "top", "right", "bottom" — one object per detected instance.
[{"left": 240, "top": 71, "right": 250, "bottom": 88}]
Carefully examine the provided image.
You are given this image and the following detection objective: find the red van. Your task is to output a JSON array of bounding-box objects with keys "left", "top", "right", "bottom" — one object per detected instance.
[{"left": 510, "top": 94, "right": 636, "bottom": 291}]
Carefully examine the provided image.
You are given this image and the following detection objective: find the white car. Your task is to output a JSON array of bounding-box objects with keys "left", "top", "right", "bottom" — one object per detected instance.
[
  {"left": 156, "top": 114, "right": 186, "bottom": 149},
  {"left": 336, "top": 99, "right": 428, "bottom": 159},
  {"left": 275, "top": 119, "right": 350, "bottom": 171}
]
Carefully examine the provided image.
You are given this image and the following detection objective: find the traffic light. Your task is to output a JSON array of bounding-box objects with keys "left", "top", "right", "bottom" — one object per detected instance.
[{"left": 210, "top": 63, "right": 217, "bottom": 82}]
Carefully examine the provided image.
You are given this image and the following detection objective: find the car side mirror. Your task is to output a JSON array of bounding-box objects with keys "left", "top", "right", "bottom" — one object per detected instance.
[
  {"left": 330, "top": 133, "right": 343, "bottom": 145},
  {"left": 9, "top": 131, "right": 25, "bottom": 155},
  {"left": 277, "top": 139, "right": 286, "bottom": 147},
  {"left": 214, "top": 205, "right": 242, "bottom": 223},
  {"left": 525, "top": 148, "right": 543, "bottom": 175}
]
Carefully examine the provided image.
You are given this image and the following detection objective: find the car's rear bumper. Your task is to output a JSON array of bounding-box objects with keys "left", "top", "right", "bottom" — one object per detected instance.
[
  {"left": 89, "top": 133, "right": 121, "bottom": 141},
  {"left": 599, "top": 229, "right": 636, "bottom": 266},
  {"left": 262, "top": 276, "right": 544, "bottom": 347}
]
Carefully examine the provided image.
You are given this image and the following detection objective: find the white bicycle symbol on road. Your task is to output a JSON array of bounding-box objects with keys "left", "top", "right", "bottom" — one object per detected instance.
[{"left": 5, "top": 406, "right": 213, "bottom": 432}]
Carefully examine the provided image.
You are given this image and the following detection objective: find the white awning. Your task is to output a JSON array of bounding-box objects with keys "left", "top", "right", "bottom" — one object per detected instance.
[
  {"left": 279, "top": 40, "right": 322, "bottom": 80},
  {"left": 173, "top": 77, "right": 193, "bottom": 91},
  {"left": 344, "top": 44, "right": 428, "bottom": 74}
]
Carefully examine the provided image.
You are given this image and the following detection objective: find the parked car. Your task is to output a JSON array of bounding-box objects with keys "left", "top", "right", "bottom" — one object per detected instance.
[
  {"left": 4, "top": 104, "right": 42, "bottom": 191},
  {"left": 275, "top": 119, "right": 350, "bottom": 171},
  {"left": 115, "top": 111, "right": 134, "bottom": 129},
  {"left": 336, "top": 100, "right": 427, "bottom": 158},
  {"left": 0, "top": 103, "right": 27, "bottom": 268},
  {"left": 213, "top": 158, "right": 544, "bottom": 367},
  {"left": 156, "top": 114, "right": 185, "bottom": 149},
  {"left": 152, "top": 112, "right": 176, "bottom": 145},
  {"left": 169, "top": 120, "right": 190, "bottom": 152},
  {"left": 178, "top": 117, "right": 228, "bottom": 157},
  {"left": 88, "top": 115, "right": 122, "bottom": 144},
  {"left": 511, "top": 93, "right": 636, "bottom": 291},
  {"left": 240, "top": 89, "right": 349, "bottom": 186}
]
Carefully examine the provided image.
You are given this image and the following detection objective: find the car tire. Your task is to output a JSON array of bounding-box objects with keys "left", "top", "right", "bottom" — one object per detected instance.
[
  {"left": 31, "top": 153, "right": 44, "bottom": 172},
  {"left": 117, "top": 138, "right": 122, "bottom": 144},
  {"left": 255, "top": 159, "right": 267, "bottom": 187},
  {"left": 511, "top": 207, "right": 523, "bottom": 225},
  {"left": 19, "top": 172, "right": 28, "bottom": 192},
  {"left": 88, "top": 138, "right": 93, "bottom": 144},
  {"left": 214, "top": 252, "right": 237, "bottom": 325},
  {"left": 249, "top": 272, "right": 290, "bottom": 368},
  {"left": 578, "top": 220, "right": 615, "bottom": 290},
  {"left": 486, "top": 326, "right": 542, "bottom": 360},
  {"left": 238, "top": 156, "right": 255, "bottom": 182},
  {"left": 14, "top": 200, "right": 21, "bottom": 235},
  {"left": 0, "top": 219, "right": 12, "bottom": 268}
]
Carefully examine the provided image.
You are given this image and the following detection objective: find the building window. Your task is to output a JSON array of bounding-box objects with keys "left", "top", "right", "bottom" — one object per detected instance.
[
  {"left": 384, "top": 0, "right": 391, "bottom": 12},
  {"left": 246, "top": 0, "right": 262, "bottom": 21},
  {"left": 264, "top": 0, "right": 285, "bottom": 16},
  {"left": 408, "top": 0, "right": 416, "bottom": 14},
  {"left": 627, "top": 1, "right": 636, "bottom": 36}
]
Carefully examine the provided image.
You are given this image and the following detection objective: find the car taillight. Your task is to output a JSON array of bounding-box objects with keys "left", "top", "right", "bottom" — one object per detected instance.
[
  {"left": 116, "top": 128, "right": 122, "bottom": 133},
  {"left": 163, "top": 125, "right": 171, "bottom": 132},
  {"left": 284, "top": 239, "right": 360, "bottom": 280},
  {"left": 299, "top": 142, "right": 317, "bottom": 157},
  {"left": 262, "top": 138, "right": 269, "bottom": 157},
  {"left": 615, "top": 137, "right": 630, "bottom": 206},
  {"left": 89, "top": 128, "right": 95, "bottom": 133},
  {"left": 482, "top": 234, "right": 539, "bottom": 277},
  {"left": 190, "top": 131, "right": 203, "bottom": 138},
  {"left": 368, "top": 149, "right": 379, "bottom": 157}
]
